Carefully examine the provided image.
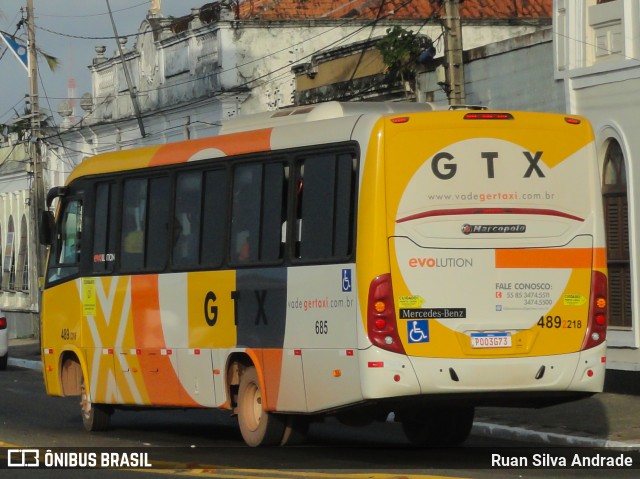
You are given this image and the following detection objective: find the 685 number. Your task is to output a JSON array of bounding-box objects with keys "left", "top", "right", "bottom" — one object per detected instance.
[{"left": 315, "top": 320, "right": 328, "bottom": 335}]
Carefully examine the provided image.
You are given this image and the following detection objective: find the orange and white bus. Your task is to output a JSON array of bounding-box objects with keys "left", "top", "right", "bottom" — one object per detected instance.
[{"left": 40, "top": 101, "right": 608, "bottom": 447}]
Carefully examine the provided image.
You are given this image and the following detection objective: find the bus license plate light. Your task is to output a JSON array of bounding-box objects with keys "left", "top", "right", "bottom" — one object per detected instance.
[{"left": 470, "top": 332, "right": 512, "bottom": 349}]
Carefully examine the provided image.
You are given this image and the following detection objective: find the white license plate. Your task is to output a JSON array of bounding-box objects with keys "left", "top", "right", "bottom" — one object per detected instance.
[{"left": 470, "top": 332, "right": 512, "bottom": 348}]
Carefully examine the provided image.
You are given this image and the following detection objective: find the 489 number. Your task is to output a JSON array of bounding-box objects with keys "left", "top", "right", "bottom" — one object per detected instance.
[{"left": 537, "top": 316, "right": 582, "bottom": 329}]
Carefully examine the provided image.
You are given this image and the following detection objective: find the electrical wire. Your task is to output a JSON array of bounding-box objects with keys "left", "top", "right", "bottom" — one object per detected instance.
[{"left": 36, "top": 1, "right": 149, "bottom": 19}]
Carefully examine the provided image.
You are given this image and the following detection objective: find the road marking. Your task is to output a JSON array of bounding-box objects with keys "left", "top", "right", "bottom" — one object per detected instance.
[
  {"left": 142, "top": 468, "right": 466, "bottom": 479},
  {"left": 0, "top": 442, "right": 468, "bottom": 479}
]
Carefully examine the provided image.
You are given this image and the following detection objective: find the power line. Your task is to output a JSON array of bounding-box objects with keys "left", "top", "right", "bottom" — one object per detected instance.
[{"left": 36, "top": 2, "right": 148, "bottom": 19}]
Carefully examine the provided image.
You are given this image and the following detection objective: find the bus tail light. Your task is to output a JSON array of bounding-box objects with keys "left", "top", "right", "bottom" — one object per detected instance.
[
  {"left": 0, "top": 314, "right": 6, "bottom": 330},
  {"left": 463, "top": 112, "right": 514, "bottom": 120},
  {"left": 367, "top": 274, "right": 405, "bottom": 355},
  {"left": 582, "top": 271, "right": 608, "bottom": 350}
]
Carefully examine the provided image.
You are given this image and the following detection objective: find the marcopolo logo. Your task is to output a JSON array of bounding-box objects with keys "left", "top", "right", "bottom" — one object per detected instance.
[{"left": 462, "top": 224, "right": 526, "bottom": 235}]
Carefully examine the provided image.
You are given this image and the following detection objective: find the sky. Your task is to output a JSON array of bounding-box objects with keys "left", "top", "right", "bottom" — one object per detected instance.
[{"left": 0, "top": 0, "right": 195, "bottom": 128}]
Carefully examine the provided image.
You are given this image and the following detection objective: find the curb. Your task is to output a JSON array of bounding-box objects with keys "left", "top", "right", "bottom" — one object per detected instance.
[
  {"left": 7, "top": 357, "right": 42, "bottom": 371},
  {"left": 473, "top": 422, "right": 640, "bottom": 449}
]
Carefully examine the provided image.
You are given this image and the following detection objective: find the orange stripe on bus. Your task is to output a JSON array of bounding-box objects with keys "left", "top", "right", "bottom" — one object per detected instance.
[
  {"left": 496, "top": 248, "right": 605, "bottom": 269},
  {"left": 131, "top": 275, "right": 199, "bottom": 407},
  {"left": 261, "top": 349, "right": 283, "bottom": 411},
  {"left": 149, "top": 128, "right": 273, "bottom": 166}
]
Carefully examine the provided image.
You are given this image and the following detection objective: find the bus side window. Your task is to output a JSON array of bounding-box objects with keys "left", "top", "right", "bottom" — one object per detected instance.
[
  {"left": 120, "top": 179, "right": 147, "bottom": 272},
  {"left": 92, "top": 182, "right": 117, "bottom": 274},
  {"left": 201, "top": 169, "right": 227, "bottom": 268},
  {"left": 47, "top": 198, "right": 83, "bottom": 283},
  {"left": 173, "top": 171, "right": 203, "bottom": 268},
  {"left": 295, "top": 153, "right": 356, "bottom": 261},
  {"left": 230, "top": 162, "right": 287, "bottom": 264},
  {"left": 120, "top": 177, "right": 170, "bottom": 273}
]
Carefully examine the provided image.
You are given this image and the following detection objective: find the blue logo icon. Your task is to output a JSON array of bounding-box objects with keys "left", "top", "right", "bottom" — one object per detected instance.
[
  {"left": 407, "top": 320, "right": 430, "bottom": 343},
  {"left": 342, "top": 269, "right": 352, "bottom": 292}
]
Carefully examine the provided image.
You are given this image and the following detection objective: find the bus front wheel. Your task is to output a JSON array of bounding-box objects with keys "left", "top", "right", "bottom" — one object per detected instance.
[
  {"left": 80, "top": 378, "right": 112, "bottom": 432},
  {"left": 401, "top": 407, "right": 474, "bottom": 446},
  {"left": 237, "top": 366, "right": 285, "bottom": 447}
]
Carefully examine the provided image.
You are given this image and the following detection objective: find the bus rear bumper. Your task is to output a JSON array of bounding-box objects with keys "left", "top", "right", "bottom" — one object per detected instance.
[{"left": 359, "top": 343, "right": 607, "bottom": 401}]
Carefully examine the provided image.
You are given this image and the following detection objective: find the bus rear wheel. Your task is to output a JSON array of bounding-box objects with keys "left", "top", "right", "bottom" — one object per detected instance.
[
  {"left": 401, "top": 407, "right": 475, "bottom": 446},
  {"left": 237, "top": 366, "right": 285, "bottom": 447},
  {"left": 280, "top": 415, "right": 309, "bottom": 446},
  {"left": 80, "top": 378, "right": 112, "bottom": 432}
]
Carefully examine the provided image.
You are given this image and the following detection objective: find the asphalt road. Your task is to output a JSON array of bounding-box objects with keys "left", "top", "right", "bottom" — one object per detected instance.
[{"left": 1, "top": 366, "right": 639, "bottom": 479}]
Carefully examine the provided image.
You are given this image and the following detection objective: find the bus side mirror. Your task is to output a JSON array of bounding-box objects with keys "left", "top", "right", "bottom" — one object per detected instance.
[
  {"left": 39, "top": 210, "right": 55, "bottom": 245},
  {"left": 46, "top": 186, "right": 67, "bottom": 208}
]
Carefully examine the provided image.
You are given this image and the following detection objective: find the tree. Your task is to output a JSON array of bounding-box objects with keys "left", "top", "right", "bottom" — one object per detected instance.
[{"left": 376, "top": 26, "right": 433, "bottom": 96}]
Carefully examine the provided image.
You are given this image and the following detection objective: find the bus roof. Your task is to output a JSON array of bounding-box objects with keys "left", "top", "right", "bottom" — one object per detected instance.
[
  {"left": 220, "top": 101, "right": 439, "bottom": 134},
  {"left": 66, "top": 102, "right": 441, "bottom": 184}
]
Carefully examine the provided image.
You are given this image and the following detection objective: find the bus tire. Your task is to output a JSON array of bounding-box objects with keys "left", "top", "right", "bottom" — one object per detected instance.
[
  {"left": 443, "top": 406, "right": 475, "bottom": 446},
  {"left": 237, "top": 366, "right": 285, "bottom": 447},
  {"left": 401, "top": 407, "right": 474, "bottom": 446},
  {"left": 280, "top": 415, "right": 309, "bottom": 446},
  {"left": 0, "top": 353, "right": 7, "bottom": 371},
  {"left": 80, "top": 378, "right": 112, "bottom": 432}
]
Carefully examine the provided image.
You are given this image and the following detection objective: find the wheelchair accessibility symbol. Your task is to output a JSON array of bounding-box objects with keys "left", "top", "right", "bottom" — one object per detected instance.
[
  {"left": 407, "top": 320, "right": 430, "bottom": 343},
  {"left": 341, "top": 269, "right": 352, "bottom": 292}
]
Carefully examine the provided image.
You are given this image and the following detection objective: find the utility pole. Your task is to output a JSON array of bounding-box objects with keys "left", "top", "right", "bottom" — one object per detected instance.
[
  {"left": 26, "top": 0, "right": 46, "bottom": 326},
  {"left": 106, "top": 0, "right": 146, "bottom": 138},
  {"left": 441, "top": 0, "right": 465, "bottom": 105}
]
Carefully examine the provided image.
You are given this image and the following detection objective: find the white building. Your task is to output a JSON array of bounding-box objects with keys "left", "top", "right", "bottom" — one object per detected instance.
[
  {"left": 0, "top": 138, "right": 38, "bottom": 338},
  {"left": 554, "top": 0, "right": 640, "bottom": 371},
  {"left": 2, "top": 0, "right": 553, "bottom": 337}
]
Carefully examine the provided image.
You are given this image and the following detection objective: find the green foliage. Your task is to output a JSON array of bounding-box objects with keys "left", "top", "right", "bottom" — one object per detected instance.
[{"left": 376, "top": 26, "right": 423, "bottom": 82}]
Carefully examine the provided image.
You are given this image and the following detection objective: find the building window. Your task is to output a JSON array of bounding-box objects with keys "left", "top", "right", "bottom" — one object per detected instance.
[
  {"left": 3, "top": 216, "right": 15, "bottom": 290},
  {"left": 16, "top": 215, "right": 28, "bottom": 292},
  {"left": 602, "top": 139, "right": 631, "bottom": 329}
]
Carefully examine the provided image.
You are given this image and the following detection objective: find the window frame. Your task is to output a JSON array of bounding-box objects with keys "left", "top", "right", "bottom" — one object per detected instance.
[{"left": 45, "top": 141, "right": 359, "bottom": 287}]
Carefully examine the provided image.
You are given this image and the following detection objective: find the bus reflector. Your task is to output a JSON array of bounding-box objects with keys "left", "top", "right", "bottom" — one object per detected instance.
[
  {"left": 367, "top": 274, "right": 405, "bottom": 355},
  {"left": 464, "top": 112, "right": 514, "bottom": 120},
  {"left": 368, "top": 361, "right": 384, "bottom": 368},
  {"left": 582, "top": 270, "right": 608, "bottom": 351}
]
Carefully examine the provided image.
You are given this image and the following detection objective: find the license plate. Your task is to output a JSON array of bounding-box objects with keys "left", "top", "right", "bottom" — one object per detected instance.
[{"left": 470, "top": 332, "right": 512, "bottom": 348}]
